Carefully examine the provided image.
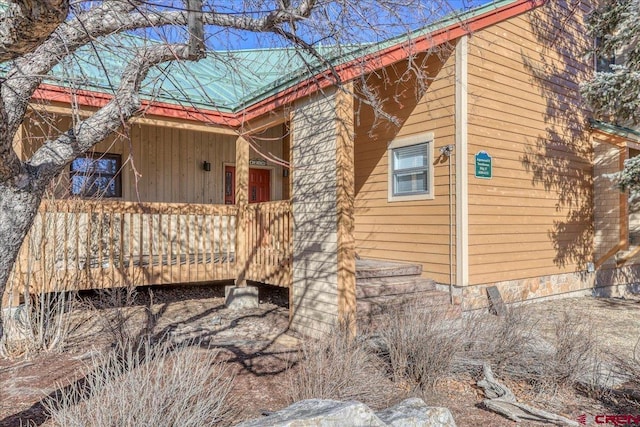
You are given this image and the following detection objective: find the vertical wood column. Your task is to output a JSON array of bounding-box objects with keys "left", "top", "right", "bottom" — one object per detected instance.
[
  {"left": 290, "top": 87, "right": 357, "bottom": 337},
  {"left": 336, "top": 86, "right": 356, "bottom": 334},
  {"left": 235, "top": 136, "right": 250, "bottom": 287}
]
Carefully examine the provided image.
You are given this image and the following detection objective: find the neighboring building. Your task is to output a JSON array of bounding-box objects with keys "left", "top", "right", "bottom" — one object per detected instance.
[{"left": 6, "top": 0, "right": 639, "bottom": 336}]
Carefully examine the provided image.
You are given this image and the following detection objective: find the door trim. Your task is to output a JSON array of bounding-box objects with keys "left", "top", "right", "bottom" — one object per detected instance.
[{"left": 223, "top": 162, "right": 275, "bottom": 203}]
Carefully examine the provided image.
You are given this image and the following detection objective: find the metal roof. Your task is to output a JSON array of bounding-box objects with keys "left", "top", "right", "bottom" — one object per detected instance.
[
  {"left": 590, "top": 119, "right": 640, "bottom": 142},
  {"left": 1, "top": 0, "right": 519, "bottom": 114}
]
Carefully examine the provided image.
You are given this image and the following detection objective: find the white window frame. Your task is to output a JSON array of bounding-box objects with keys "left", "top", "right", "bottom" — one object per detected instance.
[{"left": 387, "top": 133, "right": 435, "bottom": 202}]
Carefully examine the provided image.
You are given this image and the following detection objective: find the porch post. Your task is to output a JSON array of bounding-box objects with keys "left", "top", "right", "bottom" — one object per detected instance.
[
  {"left": 225, "top": 135, "right": 258, "bottom": 308},
  {"left": 235, "top": 135, "right": 250, "bottom": 287},
  {"left": 289, "top": 86, "right": 357, "bottom": 337},
  {"left": 336, "top": 86, "right": 356, "bottom": 334}
]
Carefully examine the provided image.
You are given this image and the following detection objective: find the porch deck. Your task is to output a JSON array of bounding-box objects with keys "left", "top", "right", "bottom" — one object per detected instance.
[{"left": 4, "top": 199, "right": 292, "bottom": 305}]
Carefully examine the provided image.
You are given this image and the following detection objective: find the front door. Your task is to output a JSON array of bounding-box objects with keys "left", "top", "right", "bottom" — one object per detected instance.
[{"left": 224, "top": 166, "right": 271, "bottom": 204}]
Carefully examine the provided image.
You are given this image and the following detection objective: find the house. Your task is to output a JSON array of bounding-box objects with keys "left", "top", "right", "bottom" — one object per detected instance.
[{"left": 5, "top": 0, "right": 638, "bottom": 336}]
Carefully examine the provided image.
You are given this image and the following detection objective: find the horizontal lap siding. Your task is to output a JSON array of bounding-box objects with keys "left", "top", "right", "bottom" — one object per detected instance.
[
  {"left": 466, "top": 2, "right": 593, "bottom": 285},
  {"left": 354, "top": 50, "right": 457, "bottom": 284},
  {"left": 593, "top": 140, "right": 623, "bottom": 265},
  {"left": 291, "top": 90, "right": 340, "bottom": 336}
]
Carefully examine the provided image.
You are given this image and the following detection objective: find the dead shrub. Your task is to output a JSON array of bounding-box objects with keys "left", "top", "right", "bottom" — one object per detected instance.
[
  {"left": 545, "top": 312, "right": 599, "bottom": 386},
  {"left": 498, "top": 312, "right": 598, "bottom": 395},
  {"left": 80, "top": 286, "right": 164, "bottom": 353},
  {"left": 91, "top": 286, "right": 141, "bottom": 348},
  {"left": 1, "top": 290, "right": 81, "bottom": 358},
  {"left": 461, "top": 307, "right": 538, "bottom": 371},
  {"left": 44, "top": 339, "right": 235, "bottom": 427},
  {"left": 287, "top": 326, "right": 394, "bottom": 409},
  {"left": 605, "top": 337, "right": 640, "bottom": 408},
  {"left": 379, "top": 304, "right": 464, "bottom": 390},
  {"left": 462, "top": 307, "right": 600, "bottom": 395}
]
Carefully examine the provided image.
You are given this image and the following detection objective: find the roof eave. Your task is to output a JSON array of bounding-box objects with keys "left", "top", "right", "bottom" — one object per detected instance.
[
  {"left": 32, "top": 0, "right": 545, "bottom": 127},
  {"left": 590, "top": 119, "right": 640, "bottom": 143}
]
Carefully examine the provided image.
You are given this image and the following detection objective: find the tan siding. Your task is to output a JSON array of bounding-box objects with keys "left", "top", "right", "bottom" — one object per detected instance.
[
  {"left": 20, "top": 113, "right": 286, "bottom": 204},
  {"left": 291, "top": 89, "right": 340, "bottom": 337},
  {"left": 593, "top": 139, "right": 624, "bottom": 265},
  {"left": 354, "top": 49, "right": 457, "bottom": 284},
  {"left": 466, "top": 2, "right": 593, "bottom": 285}
]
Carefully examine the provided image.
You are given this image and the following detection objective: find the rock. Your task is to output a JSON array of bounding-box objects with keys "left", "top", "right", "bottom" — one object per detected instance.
[
  {"left": 225, "top": 286, "right": 259, "bottom": 309},
  {"left": 235, "top": 399, "right": 386, "bottom": 427},
  {"left": 375, "top": 398, "right": 456, "bottom": 427},
  {"left": 234, "top": 398, "right": 456, "bottom": 427}
]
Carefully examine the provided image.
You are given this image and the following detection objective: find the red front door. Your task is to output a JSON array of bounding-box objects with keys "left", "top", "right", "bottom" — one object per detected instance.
[{"left": 224, "top": 166, "right": 271, "bottom": 204}]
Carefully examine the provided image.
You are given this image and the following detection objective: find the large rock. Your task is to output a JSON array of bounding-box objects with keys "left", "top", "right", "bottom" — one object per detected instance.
[
  {"left": 234, "top": 398, "right": 456, "bottom": 427},
  {"left": 235, "top": 399, "right": 385, "bottom": 427},
  {"left": 375, "top": 398, "right": 457, "bottom": 427}
]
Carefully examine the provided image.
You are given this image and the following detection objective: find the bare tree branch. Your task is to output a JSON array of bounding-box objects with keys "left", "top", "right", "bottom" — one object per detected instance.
[
  {"left": 0, "top": 0, "right": 69, "bottom": 62},
  {"left": 0, "top": 102, "right": 21, "bottom": 181},
  {"left": 0, "top": 0, "right": 318, "bottom": 168},
  {"left": 28, "top": 43, "right": 199, "bottom": 187}
]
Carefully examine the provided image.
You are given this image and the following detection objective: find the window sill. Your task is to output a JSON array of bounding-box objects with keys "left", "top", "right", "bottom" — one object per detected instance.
[{"left": 388, "top": 192, "right": 434, "bottom": 202}]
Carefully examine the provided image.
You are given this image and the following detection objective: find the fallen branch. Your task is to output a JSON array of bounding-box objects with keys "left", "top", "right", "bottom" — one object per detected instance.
[{"left": 477, "top": 362, "right": 580, "bottom": 426}]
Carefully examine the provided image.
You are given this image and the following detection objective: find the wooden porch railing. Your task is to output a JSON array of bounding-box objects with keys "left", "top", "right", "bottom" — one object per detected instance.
[
  {"left": 244, "top": 200, "right": 293, "bottom": 288},
  {"left": 6, "top": 200, "right": 238, "bottom": 302}
]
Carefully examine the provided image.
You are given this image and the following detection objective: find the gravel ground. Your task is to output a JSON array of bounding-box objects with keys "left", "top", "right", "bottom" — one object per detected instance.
[{"left": 1, "top": 285, "right": 639, "bottom": 426}]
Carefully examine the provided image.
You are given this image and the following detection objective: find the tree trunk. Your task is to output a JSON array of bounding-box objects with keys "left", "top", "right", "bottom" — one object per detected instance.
[{"left": 0, "top": 181, "right": 43, "bottom": 340}]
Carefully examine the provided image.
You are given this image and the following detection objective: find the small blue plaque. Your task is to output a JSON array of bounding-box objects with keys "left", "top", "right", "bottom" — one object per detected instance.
[{"left": 475, "top": 151, "right": 492, "bottom": 179}]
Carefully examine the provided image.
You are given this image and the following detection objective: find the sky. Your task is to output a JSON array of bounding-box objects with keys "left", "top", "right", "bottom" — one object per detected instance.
[{"left": 137, "top": 0, "right": 493, "bottom": 51}]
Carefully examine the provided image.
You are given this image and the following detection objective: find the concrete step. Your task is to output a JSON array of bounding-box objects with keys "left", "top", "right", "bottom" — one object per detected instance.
[
  {"left": 357, "top": 289, "right": 457, "bottom": 319},
  {"left": 356, "top": 277, "right": 436, "bottom": 299},
  {"left": 356, "top": 258, "right": 422, "bottom": 279}
]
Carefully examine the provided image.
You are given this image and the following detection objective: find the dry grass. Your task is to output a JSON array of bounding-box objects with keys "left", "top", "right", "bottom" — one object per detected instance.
[
  {"left": 1, "top": 290, "right": 81, "bottom": 358},
  {"left": 461, "top": 308, "right": 600, "bottom": 395},
  {"left": 605, "top": 337, "right": 640, "bottom": 408},
  {"left": 536, "top": 312, "right": 599, "bottom": 388},
  {"left": 379, "top": 304, "right": 463, "bottom": 390},
  {"left": 287, "top": 326, "right": 394, "bottom": 410},
  {"left": 461, "top": 307, "right": 539, "bottom": 371},
  {"left": 44, "top": 339, "right": 235, "bottom": 427},
  {"left": 286, "top": 304, "right": 602, "bottom": 408}
]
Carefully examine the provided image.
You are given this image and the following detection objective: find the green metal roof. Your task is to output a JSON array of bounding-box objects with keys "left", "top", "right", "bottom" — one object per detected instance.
[
  {"left": 2, "top": 0, "right": 520, "bottom": 114},
  {"left": 589, "top": 119, "right": 640, "bottom": 141}
]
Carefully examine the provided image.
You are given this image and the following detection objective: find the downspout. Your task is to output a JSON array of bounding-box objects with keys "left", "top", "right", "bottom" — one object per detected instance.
[{"left": 440, "top": 144, "right": 455, "bottom": 303}]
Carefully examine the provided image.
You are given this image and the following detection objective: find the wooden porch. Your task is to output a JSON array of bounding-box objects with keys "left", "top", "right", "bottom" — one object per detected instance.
[{"left": 4, "top": 199, "right": 292, "bottom": 305}]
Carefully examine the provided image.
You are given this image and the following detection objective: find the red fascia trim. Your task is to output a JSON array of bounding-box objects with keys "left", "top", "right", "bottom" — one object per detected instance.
[
  {"left": 33, "top": 84, "right": 241, "bottom": 126},
  {"left": 32, "top": 0, "right": 544, "bottom": 126}
]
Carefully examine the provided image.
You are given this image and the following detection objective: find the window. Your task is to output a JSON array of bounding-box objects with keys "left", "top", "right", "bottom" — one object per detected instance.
[
  {"left": 70, "top": 152, "right": 122, "bottom": 198},
  {"left": 388, "top": 133, "right": 434, "bottom": 202}
]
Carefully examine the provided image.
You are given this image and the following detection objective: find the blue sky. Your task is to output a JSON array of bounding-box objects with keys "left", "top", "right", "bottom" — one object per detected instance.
[{"left": 139, "top": 0, "right": 492, "bottom": 51}]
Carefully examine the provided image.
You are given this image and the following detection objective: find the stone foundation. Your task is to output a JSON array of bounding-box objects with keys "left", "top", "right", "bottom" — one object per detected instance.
[{"left": 447, "top": 264, "right": 640, "bottom": 311}]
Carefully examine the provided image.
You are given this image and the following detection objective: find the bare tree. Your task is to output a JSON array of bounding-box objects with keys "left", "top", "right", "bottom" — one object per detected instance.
[{"left": 0, "top": 0, "right": 463, "bottom": 340}]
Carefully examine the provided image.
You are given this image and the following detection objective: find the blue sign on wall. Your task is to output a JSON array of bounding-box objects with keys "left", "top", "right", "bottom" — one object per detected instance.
[{"left": 475, "top": 151, "right": 492, "bottom": 179}]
